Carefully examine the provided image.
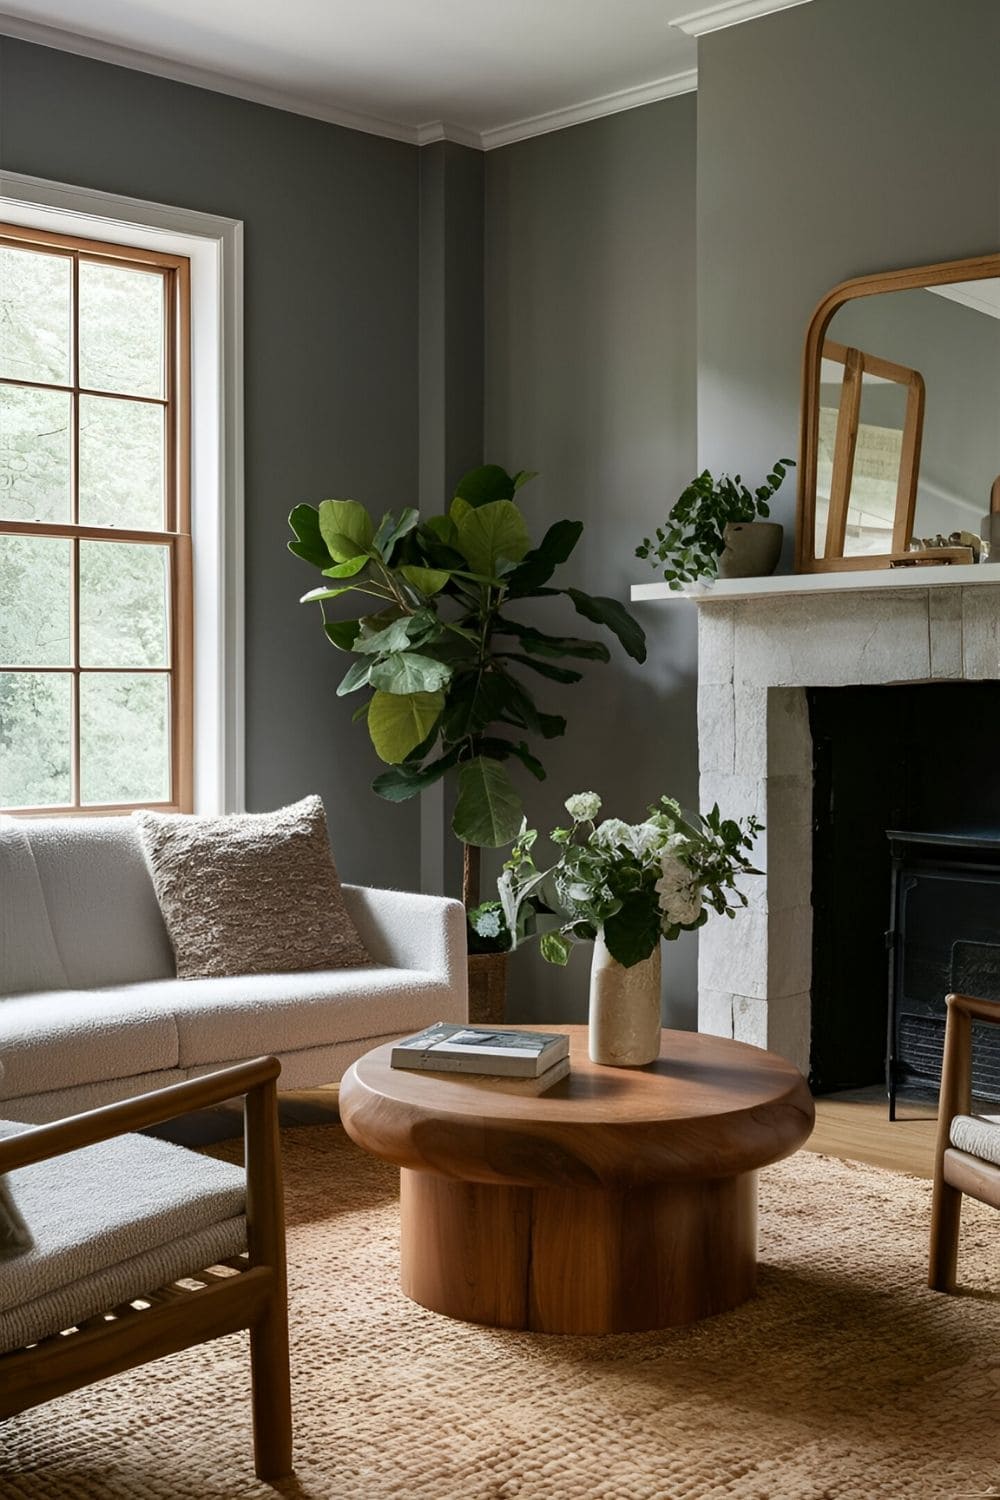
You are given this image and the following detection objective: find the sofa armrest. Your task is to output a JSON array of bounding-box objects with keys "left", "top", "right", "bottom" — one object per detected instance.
[{"left": 341, "top": 885, "right": 468, "bottom": 983}]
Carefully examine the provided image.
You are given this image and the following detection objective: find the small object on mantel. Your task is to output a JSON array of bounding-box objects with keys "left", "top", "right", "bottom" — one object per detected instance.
[{"left": 890, "top": 546, "right": 975, "bottom": 568}]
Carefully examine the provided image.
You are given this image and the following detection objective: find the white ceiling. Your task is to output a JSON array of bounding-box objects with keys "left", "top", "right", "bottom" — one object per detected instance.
[{"left": 0, "top": 0, "right": 811, "bottom": 148}]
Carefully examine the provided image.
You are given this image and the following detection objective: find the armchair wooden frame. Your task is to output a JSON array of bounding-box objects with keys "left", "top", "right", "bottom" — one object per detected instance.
[
  {"left": 0, "top": 1057, "right": 292, "bottom": 1482},
  {"left": 929, "top": 993, "right": 1000, "bottom": 1294}
]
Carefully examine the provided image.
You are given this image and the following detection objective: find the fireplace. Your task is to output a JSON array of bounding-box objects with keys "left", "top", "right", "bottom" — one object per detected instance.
[
  {"left": 691, "top": 575, "right": 1000, "bottom": 1079},
  {"left": 807, "top": 681, "right": 1000, "bottom": 1101}
]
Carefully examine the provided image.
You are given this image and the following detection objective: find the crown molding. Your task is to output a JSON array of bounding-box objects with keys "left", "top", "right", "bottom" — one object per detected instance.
[
  {"left": 0, "top": 11, "right": 697, "bottom": 153},
  {"left": 671, "top": 0, "right": 813, "bottom": 37},
  {"left": 480, "top": 68, "right": 697, "bottom": 151},
  {"left": 416, "top": 120, "right": 484, "bottom": 151},
  {"left": 0, "top": 11, "right": 420, "bottom": 144}
]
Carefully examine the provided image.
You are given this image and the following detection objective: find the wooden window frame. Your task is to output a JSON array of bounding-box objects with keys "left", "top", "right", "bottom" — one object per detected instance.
[{"left": 0, "top": 221, "right": 192, "bottom": 815}]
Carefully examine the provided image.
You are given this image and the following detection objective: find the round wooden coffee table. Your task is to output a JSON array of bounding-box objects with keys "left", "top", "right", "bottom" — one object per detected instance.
[{"left": 339, "top": 1025, "right": 814, "bottom": 1335}]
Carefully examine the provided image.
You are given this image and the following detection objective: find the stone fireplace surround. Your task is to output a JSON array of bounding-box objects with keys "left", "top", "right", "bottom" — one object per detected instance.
[{"left": 686, "top": 576, "right": 1000, "bottom": 1076}]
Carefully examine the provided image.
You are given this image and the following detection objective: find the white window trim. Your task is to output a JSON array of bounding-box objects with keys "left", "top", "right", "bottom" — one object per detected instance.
[{"left": 0, "top": 170, "right": 245, "bottom": 813}]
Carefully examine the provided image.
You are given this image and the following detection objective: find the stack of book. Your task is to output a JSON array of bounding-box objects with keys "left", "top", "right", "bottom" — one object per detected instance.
[{"left": 390, "top": 1024, "right": 570, "bottom": 1096}]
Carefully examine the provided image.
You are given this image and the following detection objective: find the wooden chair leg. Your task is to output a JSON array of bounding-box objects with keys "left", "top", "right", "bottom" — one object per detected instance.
[
  {"left": 250, "top": 1294, "right": 293, "bottom": 1481},
  {"left": 928, "top": 1179, "right": 962, "bottom": 1292}
]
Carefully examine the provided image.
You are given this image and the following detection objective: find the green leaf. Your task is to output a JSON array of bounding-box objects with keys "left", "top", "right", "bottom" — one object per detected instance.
[
  {"left": 540, "top": 931, "right": 571, "bottom": 966},
  {"left": 603, "top": 893, "right": 662, "bottom": 968},
  {"left": 369, "top": 652, "right": 453, "bottom": 694},
  {"left": 371, "top": 748, "right": 461, "bottom": 802},
  {"left": 372, "top": 507, "right": 419, "bottom": 562},
  {"left": 567, "top": 588, "right": 647, "bottom": 664},
  {"left": 453, "top": 464, "right": 516, "bottom": 507},
  {"left": 288, "top": 504, "right": 330, "bottom": 569},
  {"left": 324, "top": 619, "right": 361, "bottom": 650},
  {"left": 321, "top": 554, "right": 368, "bottom": 579},
  {"left": 336, "top": 659, "right": 373, "bottom": 696},
  {"left": 318, "top": 499, "right": 374, "bottom": 562},
  {"left": 354, "top": 611, "right": 439, "bottom": 656},
  {"left": 441, "top": 672, "right": 511, "bottom": 741},
  {"left": 512, "top": 469, "right": 538, "bottom": 493},
  {"left": 493, "top": 618, "right": 610, "bottom": 661},
  {"left": 496, "top": 674, "right": 566, "bottom": 741},
  {"left": 368, "top": 690, "right": 444, "bottom": 764},
  {"left": 478, "top": 737, "right": 547, "bottom": 780},
  {"left": 506, "top": 519, "right": 583, "bottom": 595},
  {"left": 498, "top": 653, "right": 584, "bottom": 685},
  {"left": 300, "top": 584, "right": 356, "bottom": 604},
  {"left": 455, "top": 500, "right": 531, "bottom": 577},
  {"left": 451, "top": 757, "right": 523, "bottom": 848},
  {"left": 400, "top": 565, "right": 450, "bottom": 596}
]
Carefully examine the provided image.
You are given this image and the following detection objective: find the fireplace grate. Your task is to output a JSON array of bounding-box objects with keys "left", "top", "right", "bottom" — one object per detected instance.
[{"left": 896, "top": 1013, "right": 1000, "bottom": 1101}]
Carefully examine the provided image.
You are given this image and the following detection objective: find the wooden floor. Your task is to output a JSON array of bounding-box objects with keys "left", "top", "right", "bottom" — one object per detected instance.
[{"left": 808, "top": 1086, "right": 937, "bottom": 1179}]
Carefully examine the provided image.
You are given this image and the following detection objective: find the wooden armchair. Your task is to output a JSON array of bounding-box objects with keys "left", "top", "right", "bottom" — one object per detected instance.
[
  {"left": 929, "top": 993, "right": 1000, "bottom": 1293},
  {"left": 0, "top": 1057, "right": 291, "bottom": 1482}
]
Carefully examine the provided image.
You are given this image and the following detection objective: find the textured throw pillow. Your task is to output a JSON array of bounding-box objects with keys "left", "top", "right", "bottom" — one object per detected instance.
[
  {"left": 0, "top": 1177, "right": 32, "bottom": 1260},
  {"left": 133, "top": 796, "right": 371, "bottom": 980}
]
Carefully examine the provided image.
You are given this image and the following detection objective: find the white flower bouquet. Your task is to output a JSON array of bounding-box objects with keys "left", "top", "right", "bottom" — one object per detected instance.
[{"left": 497, "top": 792, "right": 761, "bottom": 968}]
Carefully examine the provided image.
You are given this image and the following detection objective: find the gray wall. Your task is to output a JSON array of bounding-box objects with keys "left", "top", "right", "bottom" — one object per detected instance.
[
  {"left": 484, "top": 97, "right": 700, "bottom": 1025},
  {"left": 0, "top": 36, "right": 423, "bottom": 889},
  {"left": 697, "top": 0, "right": 1000, "bottom": 565}
]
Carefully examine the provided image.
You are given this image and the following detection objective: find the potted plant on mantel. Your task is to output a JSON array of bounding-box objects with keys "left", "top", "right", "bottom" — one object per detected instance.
[
  {"left": 636, "top": 459, "right": 795, "bottom": 590},
  {"left": 287, "top": 464, "right": 647, "bottom": 1021}
]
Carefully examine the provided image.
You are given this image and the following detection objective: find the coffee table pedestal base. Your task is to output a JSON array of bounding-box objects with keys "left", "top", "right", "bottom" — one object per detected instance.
[{"left": 399, "top": 1168, "right": 758, "bottom": 1334}]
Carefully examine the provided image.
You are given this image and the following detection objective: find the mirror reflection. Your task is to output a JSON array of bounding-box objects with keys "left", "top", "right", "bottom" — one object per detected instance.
[{"left": 809, "top": 276, "right": 1000, "bottom": 567}]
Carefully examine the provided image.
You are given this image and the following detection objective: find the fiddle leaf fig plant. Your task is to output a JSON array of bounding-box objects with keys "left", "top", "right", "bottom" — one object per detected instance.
[
  {"left": 288, "top": 464, "right": 647, "bottom": 893},
  {"left": 636, "top": 458, "right": 795, "bottom": 590}
]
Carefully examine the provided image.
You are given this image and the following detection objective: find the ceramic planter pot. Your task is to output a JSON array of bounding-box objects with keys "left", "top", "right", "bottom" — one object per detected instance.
[{"left": 718, "top": 521, "right": 783, "bottom": 580}]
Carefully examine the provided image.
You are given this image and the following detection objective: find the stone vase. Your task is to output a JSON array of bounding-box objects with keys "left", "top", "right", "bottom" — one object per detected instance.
[
  {"left": 588, "top": 932, "right": 662, "bottom": 1067},
  {"left": 718, "top": 520, "right": 783, "bottom": 579}
]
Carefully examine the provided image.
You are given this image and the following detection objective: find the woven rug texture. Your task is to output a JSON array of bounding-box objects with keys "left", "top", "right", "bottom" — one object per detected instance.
[{"left": 1, "top": 1124, "right": 999, "bottom": 1500}]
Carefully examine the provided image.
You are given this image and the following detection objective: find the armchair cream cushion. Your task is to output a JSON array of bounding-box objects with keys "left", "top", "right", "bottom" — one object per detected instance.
[{"left": 949, "top": 1112, "right": 1000, "bottom": 1168}]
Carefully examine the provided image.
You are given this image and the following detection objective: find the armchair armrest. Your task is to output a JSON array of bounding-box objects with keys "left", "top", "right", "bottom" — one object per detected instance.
[
  {"left": 341, "top": 884, "right": 468, "bottom": 983},
  {"left": 0, "top": 1057, "right": 280, "bottom": 1174}
]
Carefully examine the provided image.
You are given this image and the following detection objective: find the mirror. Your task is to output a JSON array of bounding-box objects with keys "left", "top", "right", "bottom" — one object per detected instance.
[{"left": 796, "top": 254, "right": 1000, "bottom": 572}]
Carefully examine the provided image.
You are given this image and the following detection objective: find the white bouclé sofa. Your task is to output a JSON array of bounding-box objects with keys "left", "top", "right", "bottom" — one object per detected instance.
[{"left": 0, "top": 816, "right": 468, "bottom": 1123}]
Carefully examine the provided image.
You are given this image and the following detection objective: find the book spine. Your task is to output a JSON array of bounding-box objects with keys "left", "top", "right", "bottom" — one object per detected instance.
[{"left": 391, "top": 1051, "right": 539, "bottom": 1077}]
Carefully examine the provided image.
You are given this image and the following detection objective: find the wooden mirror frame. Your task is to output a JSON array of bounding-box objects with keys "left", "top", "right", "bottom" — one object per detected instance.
[{"left": 795, "top": 252, "right": 1000, "bottom": 573}]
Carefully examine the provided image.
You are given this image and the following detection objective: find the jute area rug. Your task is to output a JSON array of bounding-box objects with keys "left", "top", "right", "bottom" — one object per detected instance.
[{"left": 1, "top": 1126, "right": 999, "bottom": 1500}]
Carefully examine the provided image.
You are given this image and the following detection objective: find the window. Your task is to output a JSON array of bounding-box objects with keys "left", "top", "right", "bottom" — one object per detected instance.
[{"left": 0, "top": 223, "right": 192, "bottom": 813}]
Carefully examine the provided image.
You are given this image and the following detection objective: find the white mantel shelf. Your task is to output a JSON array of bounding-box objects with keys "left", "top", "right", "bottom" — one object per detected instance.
[{"left": 631, "top": 563, "right": 997, "bottom": 604}]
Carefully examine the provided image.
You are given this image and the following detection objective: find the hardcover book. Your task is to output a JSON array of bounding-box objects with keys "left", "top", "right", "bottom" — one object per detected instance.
[{"left": 390, "top": 1023, "right": 569, "bottom": 1078}]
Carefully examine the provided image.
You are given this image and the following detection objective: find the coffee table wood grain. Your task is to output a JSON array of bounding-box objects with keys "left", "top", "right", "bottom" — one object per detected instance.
[{"left": 339, "top": 1025, "right": 814, "bottom": 1334}]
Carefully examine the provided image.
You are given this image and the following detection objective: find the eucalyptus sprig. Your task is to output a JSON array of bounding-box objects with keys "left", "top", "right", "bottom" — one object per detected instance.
[
  {"left": 636, "top": 458, "right": 794, "bottom": 590},
  {"left": 288, "top": 465, "right": 647, "bottom": 858}
]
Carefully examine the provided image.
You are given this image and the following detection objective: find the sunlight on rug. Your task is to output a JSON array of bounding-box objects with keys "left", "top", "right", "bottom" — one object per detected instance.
[{"left": 1, "top": 1125, "right": 999, "bottom": 1500}]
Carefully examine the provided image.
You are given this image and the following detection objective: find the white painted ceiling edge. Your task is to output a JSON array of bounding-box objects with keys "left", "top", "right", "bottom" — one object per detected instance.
[{"left": 0, "top": 0, "right": 812, "bottom": 151}]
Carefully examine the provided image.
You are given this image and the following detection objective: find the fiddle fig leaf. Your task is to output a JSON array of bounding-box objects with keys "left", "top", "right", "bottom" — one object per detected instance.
[
  {"left": 452, "top": 757, "right": 523, "bottom": 848},
  {"left": 506, "top": 519, "right": 583, "bottom": 595},
  {"left": 288, "top": 504, "right": 330, "bottom": 569},
  {"left": 497, "top": 653, "right": 584, "bottom": 685},
  {"left": 372, "top": 747, "right": 462, "bottom": 802},
  {"left": 336, "top": 659, "right": 373, "bottom": 696},
  {"left": 454, "top": 463, "right": 517, "bottom": 507},
  {"left": 300, "top": 584, "right": 357, "bottom": 604},
  {"left": 369, "top": 652, "right": 454, "bottom": 695},
  {"left": 354, "top": 610, "right": 439, "bottom": 656},
  {"left": 318, "top": 499, "right": 374, "bottom": 562},
  {"left": 400, "top": 565, "right": 450, "bottom": 596},
  {"left": 324, "top": 619, "right": 361, "bottom": 650},
  {"left": 493, "top": 619, "right": 610, "bottom": 661},
  {"left": 373, "top": 507, "right": 419, "bottom": 562},
  {"left": 567, "top": 588, "right": 647, "bottom": 664},
  {"left": 455, "top": 500, "right": 531, "bottom": 578},
  {"left": 478, "top": 737, "right": 547, "bottom": 780},
  {"left": 368, "top": 690, "right": 444, "bottom": 764},
  {"left": 449, "top": 495, "right": 473, "bottom": 527},
  {"left": 321, "top": 554, "right": 368, "bottom": 579},
  {"left": 512, "top": 469, "right": 539, "bottom": 493}
]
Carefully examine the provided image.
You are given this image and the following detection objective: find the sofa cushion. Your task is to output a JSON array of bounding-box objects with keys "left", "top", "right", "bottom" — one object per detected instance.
[
  {"left": 0, "top": 990, "right": 179, "bottom": 1102},
  {"left": 0, "top": 1121, "right": 246, "bottom": 1352},
  {"left": 138, "top": 967, "right": 456, "bottom": 1066},
  {"left": 950, "top": 1112, "right": 1000, "bottom": 1167},
  {"left": 0, "top": 817, "right": 68, "bottom": 997},
  {"left": 18, "top": 816, "right": 175, "bottom": 989},
  {"left": 133, "top": 795, "right": 371, "bottom": 980}
]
